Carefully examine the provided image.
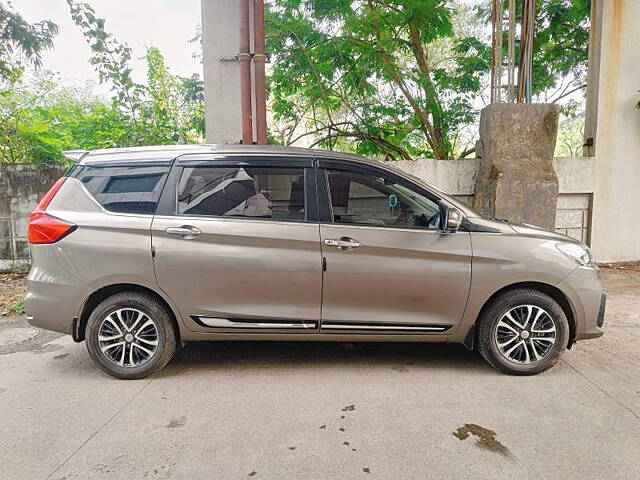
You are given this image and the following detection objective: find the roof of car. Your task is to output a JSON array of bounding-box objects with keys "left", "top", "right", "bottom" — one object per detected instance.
[{"left": 78, "top": 144, "right": 379, "bottom": 165}]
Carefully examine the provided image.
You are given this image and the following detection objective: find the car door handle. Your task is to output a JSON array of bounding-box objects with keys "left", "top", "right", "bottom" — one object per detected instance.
[
  {"left": 323, "top": 237, "right": 362, "bottom": 250},
  {"left": 165, "top": 225, "right": 202, "bottom": 238}
]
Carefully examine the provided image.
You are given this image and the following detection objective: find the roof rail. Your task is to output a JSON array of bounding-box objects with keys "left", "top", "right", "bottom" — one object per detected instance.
[{"left": 62, "top": 149, "right": 90, "bottom": 163}]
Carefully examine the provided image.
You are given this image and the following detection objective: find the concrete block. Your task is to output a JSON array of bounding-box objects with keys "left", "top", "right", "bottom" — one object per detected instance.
[{"left": 473, "top": 103, "right": 560, "bottom": 230}]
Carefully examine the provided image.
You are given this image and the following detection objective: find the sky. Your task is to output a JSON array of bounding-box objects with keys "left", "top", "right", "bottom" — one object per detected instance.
[{"left": 11, "top": 0, "right": 203, "bottom": 96}]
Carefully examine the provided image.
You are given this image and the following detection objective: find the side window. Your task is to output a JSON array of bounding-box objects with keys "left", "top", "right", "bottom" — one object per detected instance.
[
  {"left": 73, "top": 165, "right": 168, "bottom": 214},
  {"left": 325, "top": 169, "right": 441, "bottom": 230},
  {"left": 177, "top": 166, "right": 306, "bottom": 221}
]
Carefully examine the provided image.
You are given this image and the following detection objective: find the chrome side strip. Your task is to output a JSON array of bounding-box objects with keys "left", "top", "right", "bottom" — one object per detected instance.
[
  {"left": 194, "top": 316, "right": 317, "bottom": 330},
  {"left": 320, "top": 322, "right": 451, "bottom": 333},
  {"left": 191, "top": 316, "right": 449, "bottom": 334}
]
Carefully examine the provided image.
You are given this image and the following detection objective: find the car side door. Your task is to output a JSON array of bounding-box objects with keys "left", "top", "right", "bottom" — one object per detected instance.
[
  {"left": 316, "top": 159, "right": 472, "bottom": 334},
  {"left": 151, "top": 154, "right": 323, "bottom": 334}
]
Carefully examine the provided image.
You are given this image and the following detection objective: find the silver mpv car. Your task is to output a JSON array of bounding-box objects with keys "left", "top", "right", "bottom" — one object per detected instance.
[{"left": 25, "top": 145, "right": 605, "bottom": 379}]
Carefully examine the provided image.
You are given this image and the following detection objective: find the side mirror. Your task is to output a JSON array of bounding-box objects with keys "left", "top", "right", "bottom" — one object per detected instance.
[{"left": 444, "top": 207, "right": 463, "bottom": 232}]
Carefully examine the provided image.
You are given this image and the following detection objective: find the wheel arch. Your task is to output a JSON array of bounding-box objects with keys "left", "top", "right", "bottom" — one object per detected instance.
[
  {"left": 75, "top": 283, "right": 181, "bottom": 344},
  {"left": 466, "top": 281, "right": 576, "bottom": 350}
]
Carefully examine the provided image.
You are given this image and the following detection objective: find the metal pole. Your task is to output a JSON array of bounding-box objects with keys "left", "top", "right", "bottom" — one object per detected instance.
[
  {"left": 253, "top": 0, "right": 267, "bottom": 145},
  {"left": 526, "top": 0, "right": 535, "bottom": 103},
  {"left": 239, "top": 0, "right": 253, "bottom": 144},
  {"left": 490, "top": 0, "right": 503, "bottom": 103},
  {"left": 518, "top": 0, "right": 535, "bottom": 103},
  {"left": 506, "top": 0, "right": 516, "bottom": 102}
]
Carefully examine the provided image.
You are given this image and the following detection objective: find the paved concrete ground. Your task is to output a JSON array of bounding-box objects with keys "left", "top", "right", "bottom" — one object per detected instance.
[{"left": 0, "top": 269, "right": 638, "bottom": 480}]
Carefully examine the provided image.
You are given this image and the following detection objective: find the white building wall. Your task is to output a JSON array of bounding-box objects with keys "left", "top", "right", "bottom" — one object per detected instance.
[{"left": 589, "top": 0, "right": 640, "bottom": 262}]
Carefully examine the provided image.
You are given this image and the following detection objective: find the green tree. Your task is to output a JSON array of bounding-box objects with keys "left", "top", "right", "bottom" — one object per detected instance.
[
  {"left": 67, "top": 0, "right": 144, "bottom": 125},
  {"left": 0, "top": 73, "right": 135, "bottom": 165},
  {"left": 476, "top": 0, "right": 591, "bottom": 102},
  {"left": 0, "top": 1, "right": 58, "bottom": 87},
  {"left": 266, "top": 0, "right": 491, "bottom": 160},
  {"left": 141, "top": 47, "right": 205, "bottom": 144},
  {"left": 67, "top": 1, "right": 204, "bottom": 145},
  {"left": 0, "top": 1, "right": 205, "bottom": 165},
  {"left": 532, "top": 0, "right": 590, "bottom": 102}
]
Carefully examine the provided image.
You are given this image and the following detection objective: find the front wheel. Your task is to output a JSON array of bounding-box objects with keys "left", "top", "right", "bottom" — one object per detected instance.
[
  {"left": 477, "top": 288, "right": 569, "bottom": 375},
  {"left": 85, "top": 292, "right": 177, "bottom": 379}
]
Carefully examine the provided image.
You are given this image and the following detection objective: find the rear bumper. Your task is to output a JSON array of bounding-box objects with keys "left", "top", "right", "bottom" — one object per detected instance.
[
  {"left": 558, "top": 266, "right": 606, "bottom": 341},
  {"left": 24, "top": 276, "right": 79, "bottom": 335}
]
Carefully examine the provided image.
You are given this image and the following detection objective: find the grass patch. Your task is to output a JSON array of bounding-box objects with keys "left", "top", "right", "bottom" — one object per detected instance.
[
  {"left": 1, "top": 299, "right": 24, "bottom": 316},
  {"left": 0, "top": 274, "right": 27, "bottom": 317}
]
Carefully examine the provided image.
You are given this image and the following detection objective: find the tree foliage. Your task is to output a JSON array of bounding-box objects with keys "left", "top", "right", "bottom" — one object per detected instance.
[
  {"left": 141, "top": 47, "right": 205, "bottom": 144},
  {"left": 0, "top": 0, "right": 592, "bottom": 166},
  {"left": 0, "top": 1, "right": 58, "bottom": 87},
  {"left": 0, "top": 2, "right": 205, "bottom": 165},
  {"left": 0, "top": 73, "right": 134, "bottom": 165},
  {"left": 267, "top": 0, "right": 590, "bottom": 160},
  {"left": 266, "top": 0, "right": 491, "bottom": 160},
  {"left": 66, "top": 1, "right": 204, "bottom": 145},
  {"left": 531, "top": 0, "right": 590, "bottom": 101},
  {"left": 477, "top": 0, "right": 591, "bottom": 103}
]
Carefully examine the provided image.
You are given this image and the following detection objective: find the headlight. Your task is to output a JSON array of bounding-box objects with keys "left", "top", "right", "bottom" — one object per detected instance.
[{"left": 556, "top": 243, "right": 596, "bottom": 267}]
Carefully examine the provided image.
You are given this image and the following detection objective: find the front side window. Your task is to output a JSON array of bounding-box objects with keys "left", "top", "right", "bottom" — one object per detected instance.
[
  {"left": 325, "top": 169, "right": 441, "bottom": 230},
  {"left": 177, "top": 166, "right": 306, "bottom": 221},
  {"left": 73, "top": 165, "right": 168, "bottom": 214}
]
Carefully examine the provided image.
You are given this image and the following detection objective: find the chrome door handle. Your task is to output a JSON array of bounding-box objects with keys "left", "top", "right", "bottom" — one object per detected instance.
[
  {"left": 323, "top": 237, "right": 362, "bottom": 250},
  {"left": 165, "top": 225, "right": 202, "bottom": 239}
]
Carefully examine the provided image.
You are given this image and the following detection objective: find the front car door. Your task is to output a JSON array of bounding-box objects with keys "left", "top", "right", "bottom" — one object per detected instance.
[
  {"left": 152, "top": 154, "right": 323, "bottom": 334},
  {"left": 316, "top": 159, "right": 472, "bottom": 334}
]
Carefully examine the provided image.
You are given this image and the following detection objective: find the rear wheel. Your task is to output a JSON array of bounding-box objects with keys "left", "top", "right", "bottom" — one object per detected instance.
[
  {"left": 86, "top": 292, "right": 177, "bottom": 379},
  {"left": 477, "top": 288, "right": 569, "bottom": 375}
]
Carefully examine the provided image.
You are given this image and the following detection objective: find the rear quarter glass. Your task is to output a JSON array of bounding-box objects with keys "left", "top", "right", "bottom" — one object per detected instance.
[{"left": 69, "top": 163, "right": 171, "bottom": 214}]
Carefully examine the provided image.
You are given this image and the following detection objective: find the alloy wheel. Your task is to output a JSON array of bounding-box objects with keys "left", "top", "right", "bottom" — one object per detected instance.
[
  {"left": 98, "top": 308, "right": 159, "bottom": 367},
  {"left": 494, "top": 305, "right": 557, "bottom": 364}
]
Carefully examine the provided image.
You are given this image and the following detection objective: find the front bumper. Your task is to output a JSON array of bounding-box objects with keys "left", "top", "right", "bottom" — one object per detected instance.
[{"left": 558, "top": 266, "right": 606, "bottom": 341}]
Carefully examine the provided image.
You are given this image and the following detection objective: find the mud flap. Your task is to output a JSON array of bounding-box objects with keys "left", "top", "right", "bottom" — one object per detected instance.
[{"left": 463, "top": 325, "right": 475, "bottom": 350}]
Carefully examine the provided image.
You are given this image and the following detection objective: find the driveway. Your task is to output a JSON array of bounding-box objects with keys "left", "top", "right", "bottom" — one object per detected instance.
[{"left": 0, "top": 269, "right": 638, "bottom": 480}]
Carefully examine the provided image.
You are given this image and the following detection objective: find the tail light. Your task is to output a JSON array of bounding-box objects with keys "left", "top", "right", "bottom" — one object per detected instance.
[{"left": 28, "top": 178, "right": 76, "bottom": 244}]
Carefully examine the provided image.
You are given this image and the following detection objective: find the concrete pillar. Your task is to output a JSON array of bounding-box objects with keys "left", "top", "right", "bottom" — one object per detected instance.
[
  {"left": 582, "top": 0, "right": 603, "bottom": 157},
  {"left": 473, "top": 103, "right": 560, "bottom": 230},
  {"left": 201, "top": 0, "right": 242, "bottom": 144},
  {"left": 589, "top": 0, "right": 640, "bottom": 262}
]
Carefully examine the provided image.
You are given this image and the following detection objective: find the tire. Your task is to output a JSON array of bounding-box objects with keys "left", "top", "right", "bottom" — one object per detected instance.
[
  {"left": 477, "top": 288, "right": 569, "bottom": 375},
  {"left": 85, "top": 292, "right": 177, "bottom": 379}
]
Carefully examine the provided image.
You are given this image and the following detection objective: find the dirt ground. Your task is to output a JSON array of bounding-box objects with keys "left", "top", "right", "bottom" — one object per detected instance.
[
  {"left": 0, "top": 274, "right": 26, "bottom": 316},
  {"left": 600, "top": 261, "right": 640, "bottom": 272}
]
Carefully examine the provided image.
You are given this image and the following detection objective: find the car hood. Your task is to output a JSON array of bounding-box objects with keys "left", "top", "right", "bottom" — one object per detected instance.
[
  {"left": 467, "top": 216, "right": 581, "bottom": 244},
  {"left": 509, "top": 222, "right": 580, "bottom": 243}
]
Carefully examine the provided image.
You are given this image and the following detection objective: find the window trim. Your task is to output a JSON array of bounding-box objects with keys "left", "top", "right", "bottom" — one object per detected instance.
[
  {"left": 157, "top": 161, "right": 317, "bottom": 223},
  {"left": 317, "top": 161, "right": 445, "bottom": 231}
]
